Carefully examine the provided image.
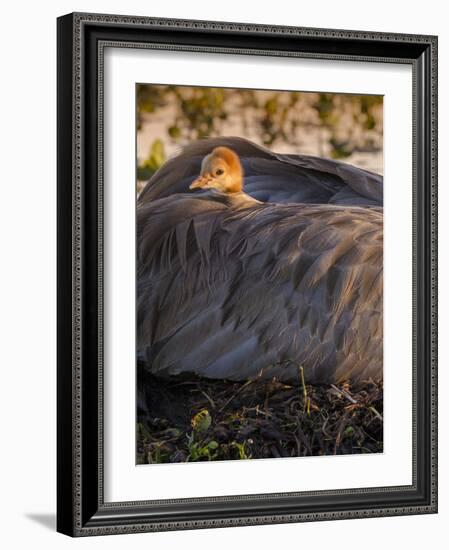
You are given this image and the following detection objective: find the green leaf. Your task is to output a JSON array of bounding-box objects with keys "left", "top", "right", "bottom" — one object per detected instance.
[
  {"left": 168, "top": 126, "right": 181, "bottom": 138},
  {"left": 191, "top": 409, "right": 212, "bottom": 434}
]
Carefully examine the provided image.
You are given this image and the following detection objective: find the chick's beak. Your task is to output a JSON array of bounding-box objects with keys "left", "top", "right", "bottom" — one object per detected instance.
[{"left": 189, "top": 175, "right": 212, "bottom": 190}]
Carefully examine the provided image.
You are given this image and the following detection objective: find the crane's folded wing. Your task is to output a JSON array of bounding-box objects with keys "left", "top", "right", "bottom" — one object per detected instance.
[{"left": 137, "top": 194, "right": 383, "bottom": 384}]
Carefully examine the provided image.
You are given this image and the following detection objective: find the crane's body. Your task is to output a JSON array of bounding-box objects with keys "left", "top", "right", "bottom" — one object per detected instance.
[{"left": 137, "top": 137, "right": 383, "bottom": 384}]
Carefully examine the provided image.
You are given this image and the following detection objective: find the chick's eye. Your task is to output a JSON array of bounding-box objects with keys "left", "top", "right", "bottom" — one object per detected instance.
[{"left": 215, "top": 168, "right": 224, "bottom": 176}]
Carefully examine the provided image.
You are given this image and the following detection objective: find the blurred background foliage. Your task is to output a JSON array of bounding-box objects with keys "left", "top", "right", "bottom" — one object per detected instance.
[{"left": 136, "top": 84, "right": 383, "bottom": 185}]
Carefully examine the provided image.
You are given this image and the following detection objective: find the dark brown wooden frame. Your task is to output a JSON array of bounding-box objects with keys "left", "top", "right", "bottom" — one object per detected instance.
[{"left": 57, "top": 12, "right": 438, "bottom": 536}]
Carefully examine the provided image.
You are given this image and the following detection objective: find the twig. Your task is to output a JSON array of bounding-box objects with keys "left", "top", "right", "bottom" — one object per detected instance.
[
  {"left": 321, "top": 416, "right": 332, "bottom": 439},
  {"left": 330, "top": 384, "right": 358, "bottom": 404},
  {"left": 200, "top": 390, "right": 216, "bottom": 410},
  {"left": 369, "top": 406, "right": 383, "bottom": 422},
  {"left": 295, "top": 424, "right": 313, "bottom": 455},
  {"left": 334, "top": 411, "right": 350, "bottom": 454},
  {"left": 218, "top": 378, "right": 255, "bottom": 412},
  {"left": 299, "top": 366, "right": 311, "bottom": 416},
  {"left": 293, "top": 434, "right": 302, "bottom": 456},
  {"left": 244, "top": 407, "right": 274, "bottom": 418}
]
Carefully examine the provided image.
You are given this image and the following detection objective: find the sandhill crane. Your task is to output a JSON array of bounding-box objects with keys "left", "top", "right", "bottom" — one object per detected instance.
[{"left": 137, "top": 137, "right": 383, "bottom": 384}]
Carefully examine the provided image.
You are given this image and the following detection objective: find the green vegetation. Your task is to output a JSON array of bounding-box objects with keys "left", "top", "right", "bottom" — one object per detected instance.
[
  {"left": 136, "top": 85, "right": 383, "bottom": 180},
  {"left": 136, "top": 138, "right": 166, "bottom": 181}
]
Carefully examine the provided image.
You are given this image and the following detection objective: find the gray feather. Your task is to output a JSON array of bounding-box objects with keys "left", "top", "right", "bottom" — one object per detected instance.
[
  {"left": 137, "top": 185, "right": 383, "bottom": 384},
  {"left": 139, "top": 136, "right": 382, "bottom": 207}
]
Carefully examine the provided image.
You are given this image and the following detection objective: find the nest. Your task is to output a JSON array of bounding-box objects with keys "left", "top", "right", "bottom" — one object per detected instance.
[{"left": 137, "top": 366, "right": 383, "bottom": 464}]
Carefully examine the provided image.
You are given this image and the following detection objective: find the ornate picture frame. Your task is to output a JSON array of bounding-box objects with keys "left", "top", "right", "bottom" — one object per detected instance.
[{"left": 57, "top": 12, "right": 437, "bottom": 536}]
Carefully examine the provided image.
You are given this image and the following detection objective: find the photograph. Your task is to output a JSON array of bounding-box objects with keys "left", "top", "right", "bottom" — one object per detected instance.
[
  {"left": 54, "top": 10, "right": 437, "bottom": 537},
  {"left": 135, "top": 84, "right": 384, "bottom": 464}
]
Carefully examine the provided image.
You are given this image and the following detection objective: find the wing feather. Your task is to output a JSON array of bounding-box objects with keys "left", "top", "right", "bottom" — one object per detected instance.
[
  {"left": 137, "top": 193, "right": 383, "bottom": 384},
  {"left": 138, "top": 137, "right": 382, "bottom": 207}
]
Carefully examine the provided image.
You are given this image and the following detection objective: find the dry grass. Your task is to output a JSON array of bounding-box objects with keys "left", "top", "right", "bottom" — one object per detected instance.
[{"left": 137, "top": 366, "right": 383, "bottom": 464}]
